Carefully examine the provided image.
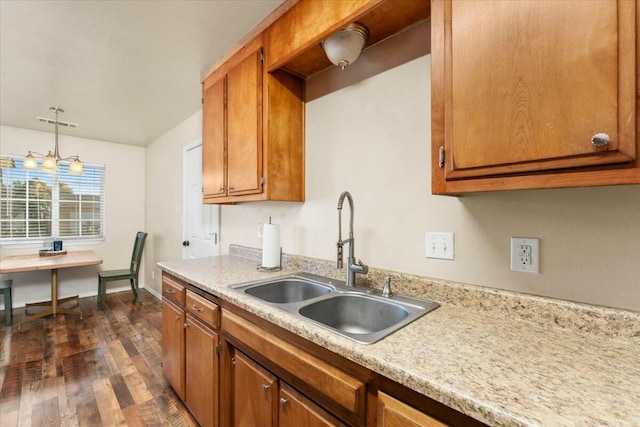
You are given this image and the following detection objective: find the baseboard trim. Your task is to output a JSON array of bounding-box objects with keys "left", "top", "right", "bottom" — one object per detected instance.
[{"left": 0, "top": 283, "right": 160, "bottom": 310}]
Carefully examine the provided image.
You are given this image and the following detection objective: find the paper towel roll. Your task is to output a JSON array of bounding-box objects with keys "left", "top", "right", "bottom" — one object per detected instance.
[{"left": 262, "top": 223, "right": 280, "bottom": 268}]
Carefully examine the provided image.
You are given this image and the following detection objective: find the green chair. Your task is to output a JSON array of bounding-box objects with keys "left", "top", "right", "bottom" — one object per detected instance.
[
  {"left": 98, "top": 232, "right": 148, "bottom": 309},
  {"left": 0, "top": 279, "right": 13, "bottom": 325}
]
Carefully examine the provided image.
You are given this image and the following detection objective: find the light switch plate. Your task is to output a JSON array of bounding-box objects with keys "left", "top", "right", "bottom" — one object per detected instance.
[
  {"left": 511, "top": 237, "right": 540, "bottom": 273},
  {"left": 425, "top": 232, "right": 455, "bottom": 260}
]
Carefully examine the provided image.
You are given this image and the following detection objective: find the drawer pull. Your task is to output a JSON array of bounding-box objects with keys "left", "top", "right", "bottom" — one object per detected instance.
[
  {"left": 165, "top": 288, "right": 175, "bottom": 294},
  {"left": 192, "top": 304, "right": 204, "bottom": 313},
  {"left": 280, "top": 398, "right": 288, "bottom": 406},
  {"left": 261, "top": 384, "right": 271, "bottom": 392}
]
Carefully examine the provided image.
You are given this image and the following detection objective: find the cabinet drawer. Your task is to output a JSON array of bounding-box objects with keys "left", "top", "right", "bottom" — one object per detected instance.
[
  {"left": 186, "top": 290, "right": 219, "bottom": 329},
  {"left": 162, "top": 273, "right": 186, "bottom": 306},
  {"left": 222, "top": 310, "right": 366, "bottom": 421}
]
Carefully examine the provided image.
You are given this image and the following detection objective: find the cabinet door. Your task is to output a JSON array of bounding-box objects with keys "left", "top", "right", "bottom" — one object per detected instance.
[
  {"left": 432, "top": 0, "right": 637, "bottom": 190},
  {"left": 227, "top": 48, "right": 263, "bottom": 196},
  {"left": 162, "top": 298, "right": 185, "bottom": 400},
  {"left": 377, "top": 392, "right": 448, "bottom": 427},
  {"left": 232, "top": 350, "right": 276, "bottom": 427},
  {"left": 279, "top": 383, "right": 344, "bottom": 427},
  {"left": 203, "top": 76, "right": 227, "bottom": 199},
  {"left": 185, "top": 314, "right": 219, "bottom": 427}
]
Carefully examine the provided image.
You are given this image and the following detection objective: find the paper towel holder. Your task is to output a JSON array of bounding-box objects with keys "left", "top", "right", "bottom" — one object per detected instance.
[{"left": 257, "top": 247, "right": 282, "bottom": 272}]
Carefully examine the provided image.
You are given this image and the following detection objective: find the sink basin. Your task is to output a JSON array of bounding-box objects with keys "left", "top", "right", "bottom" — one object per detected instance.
[
  {"left": 231, "top": 273, "right": 439, "bottom": 344},
  {"left": 242, "top": 278, "right": 333, "bottom": 303},
  {"left": 299, "top": 294, "right": 409, "bottom": 335}
]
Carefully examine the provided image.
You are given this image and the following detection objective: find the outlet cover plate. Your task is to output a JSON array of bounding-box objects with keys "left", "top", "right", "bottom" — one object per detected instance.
[
  {"left": 425, "top": 232, "right": 455, "bottom": 260},
  {"left": 510, "top": 237, "right": 540, "bottom": 273}
]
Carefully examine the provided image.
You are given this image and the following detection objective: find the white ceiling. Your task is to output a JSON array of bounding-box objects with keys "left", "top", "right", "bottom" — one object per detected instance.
[{"left": 0, "top": 0, "right": 283, "bottom": 147}]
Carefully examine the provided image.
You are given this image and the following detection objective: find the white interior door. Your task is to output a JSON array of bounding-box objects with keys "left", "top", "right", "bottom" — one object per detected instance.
[{"left": 183, "top": 141, "right": 220, "bottom": 259}]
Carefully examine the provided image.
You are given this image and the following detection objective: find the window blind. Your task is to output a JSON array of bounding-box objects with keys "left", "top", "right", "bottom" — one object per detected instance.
[{"left": 0, "top": 155, "right": 105, "bottom": 243}]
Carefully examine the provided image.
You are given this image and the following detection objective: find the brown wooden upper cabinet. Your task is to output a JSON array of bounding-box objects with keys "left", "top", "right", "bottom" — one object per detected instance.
[
  {"left": 202, "top": 35, "right": 305, "bottom": 204},
  {"left": 431, "top": 0, "right": 640, "bottom": 194}
]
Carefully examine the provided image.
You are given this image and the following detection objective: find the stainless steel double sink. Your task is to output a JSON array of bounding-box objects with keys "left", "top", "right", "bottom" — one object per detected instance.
[{"left": 231, "top": 272, "right": 439, "bottom": 344}]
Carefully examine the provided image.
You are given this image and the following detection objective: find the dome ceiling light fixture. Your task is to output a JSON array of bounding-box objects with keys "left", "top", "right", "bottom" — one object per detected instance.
[
  {"left": 23, "top": 107, "right": 83, "bottom": 175},
  {"left": 321, "top": 22, "right": 370, "bottom": 70}
]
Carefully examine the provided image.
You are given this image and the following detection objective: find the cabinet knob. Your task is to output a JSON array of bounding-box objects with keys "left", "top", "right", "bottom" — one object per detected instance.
[
  {"left": 174, "top": 314, "right": 180, "bottom": 320},
  {"left": 261, "top": 384, "right": 271, "bottom": 392},
  {"left": 591, "top": 133, "right": 610, "bottom": 147},
  {"left": 280, "top": 398, "right": 288, "bottom": 406},
  {"left": 191, "top": 304, "right": 204, "bottom": 313},
  {"left": 228, "top": 186, "right": 235, "bottom": 191},
  {"left": 182, "top": 240, "right": 190, "bottom": 247}
]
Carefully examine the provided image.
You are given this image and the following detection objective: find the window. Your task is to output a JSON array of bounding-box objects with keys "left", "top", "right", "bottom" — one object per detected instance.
[{"left": 0, "top": 155, "right": 105, "bottom": 244}]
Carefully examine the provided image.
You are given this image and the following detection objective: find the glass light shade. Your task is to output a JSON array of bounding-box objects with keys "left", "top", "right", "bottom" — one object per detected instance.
[
  {"left": 321, "top": 23, "right": 369, "bottom": 69},
  {"left": 42, "top": 153, "right": 57, "bottom": 171},
  {"left": 69, "top": 159, "right": 83, "bottom": 175},
  {"left": 23, "top": 152, "right": 38, "bottom": 169}
]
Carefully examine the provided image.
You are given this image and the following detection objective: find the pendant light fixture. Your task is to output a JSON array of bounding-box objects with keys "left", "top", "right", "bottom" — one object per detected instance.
[
  {"left": 23, "top": 106, "right": 83, "bottom": 174},
  {"left": 321, "top": 22, "right": 370, "bottom": 70}
]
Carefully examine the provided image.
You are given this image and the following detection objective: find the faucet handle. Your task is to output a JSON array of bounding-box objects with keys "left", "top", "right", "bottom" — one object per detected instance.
[
  {"left": 382, "top": 276, "right": 393, "bottom": 298},
  {"left": 354, "top": 258, "right": 369, "bottom": 274}
]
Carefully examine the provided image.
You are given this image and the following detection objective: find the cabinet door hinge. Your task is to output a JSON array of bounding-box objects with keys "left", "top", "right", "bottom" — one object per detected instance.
[
  {"left": 260, "top": 50, "right": 264, "bottom": 63},
  {"left": 216, "top": 343, "right": 221, "bottom": 355},
  {"left": 231, "top": 356, "right": 236, "bottom": 367},
  {"left": 201, "top": 97, "right": 204, "bottom": 105},
  {"left": 438, "top": 146, "right": 445, "bottom": 168}
]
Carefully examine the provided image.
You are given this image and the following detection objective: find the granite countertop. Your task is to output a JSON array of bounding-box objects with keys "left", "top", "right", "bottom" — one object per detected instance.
[{"left": 158, "top": 251, "right": 640, "bottom": 427}]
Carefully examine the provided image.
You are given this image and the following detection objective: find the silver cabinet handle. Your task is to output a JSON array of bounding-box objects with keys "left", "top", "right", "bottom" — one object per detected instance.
[
  {"left": 261, "top": 384, "right": 270, "bottom": 392},
  {"left": 280, "top": 398, "right": 288, "bottom": 406},
  {"left": 165, "top": 288, "right": 175, "bottom": 294},
  {"left": 591, "top": 133, "right": 610, "bottom": 147},
  {"left": 192, "top": 304, "right": 204, "bottom": 313}
]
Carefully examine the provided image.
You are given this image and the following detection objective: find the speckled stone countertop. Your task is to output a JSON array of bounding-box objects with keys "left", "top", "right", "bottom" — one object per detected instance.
[{"left": 158, "top": 247, "right": 640, "bottom": 427}]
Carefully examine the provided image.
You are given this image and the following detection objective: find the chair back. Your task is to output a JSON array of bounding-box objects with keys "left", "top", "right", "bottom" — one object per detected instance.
[{"left": 130, "top": 232, "right": 148, "bottom": 276}]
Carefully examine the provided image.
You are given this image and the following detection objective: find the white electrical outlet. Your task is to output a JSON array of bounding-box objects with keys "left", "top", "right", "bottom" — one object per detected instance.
[
  {"left": 510, "top": 237, "right": 540, "bottom": 273},
  {"left": 425, "top": 232, "right": 455, "bottom": 260}
]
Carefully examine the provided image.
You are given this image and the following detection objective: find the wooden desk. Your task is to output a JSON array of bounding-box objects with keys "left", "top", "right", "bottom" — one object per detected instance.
[{"left": 0, "top": 250, "right": 103, "bottom": 325}]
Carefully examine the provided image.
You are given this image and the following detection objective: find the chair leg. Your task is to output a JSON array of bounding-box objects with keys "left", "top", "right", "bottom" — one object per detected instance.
[
  {"left": 4, "top": 287, "right": 11, "bottom": 326},
  {"left": 98, "top": 278, "right": 105, "bottom": 310},
  {"left": 130, "top": 278, "right": 142, "bottom": 302}
]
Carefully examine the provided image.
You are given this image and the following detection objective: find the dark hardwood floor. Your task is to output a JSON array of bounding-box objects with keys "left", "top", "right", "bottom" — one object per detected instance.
[{"left": 0, "top": 290, "right": 198, "bottom": 426}]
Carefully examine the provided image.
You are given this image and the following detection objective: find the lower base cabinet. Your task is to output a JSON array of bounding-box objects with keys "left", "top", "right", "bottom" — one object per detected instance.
[
  {"left": 230, "top": 348, "right": 343, "bottom": 427},
  {"left": 162, "top": 298, "right": 185, "bottom": 400},
  {"left": 279, "top": 382, "right": 343, "bottom": 427},
  {"left": 185, "top": 313, "right": 219, "bottom": 427},
  {"left": 377, "top": 392, "right": 448, "bottom": 427}
]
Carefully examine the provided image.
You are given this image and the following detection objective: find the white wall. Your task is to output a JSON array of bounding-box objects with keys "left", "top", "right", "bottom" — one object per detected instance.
[
  {"left": 0, "top": 125, "right": 145, "bottom": 307},
  {"left": 144, "top": 111, "right": 203, "bottom": 295},
  {"left": 219, "top": 55, "right": 640, "bottom": 312}
]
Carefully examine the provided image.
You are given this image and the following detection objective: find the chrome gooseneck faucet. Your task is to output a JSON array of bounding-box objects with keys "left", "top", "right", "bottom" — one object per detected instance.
[{"left": 337, "top": 191, "right": 368, "bottom": 287}]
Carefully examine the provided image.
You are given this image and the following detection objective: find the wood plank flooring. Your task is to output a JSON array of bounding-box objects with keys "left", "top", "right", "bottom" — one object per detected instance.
[{"left": 0, "top": 290, "right": 199, "bottom": 427}]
